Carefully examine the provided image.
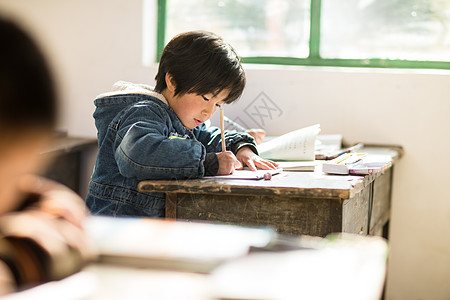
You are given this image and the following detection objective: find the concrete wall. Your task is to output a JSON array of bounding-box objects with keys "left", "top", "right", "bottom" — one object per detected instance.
[{"left": 0, "top": 0, "right": 449, "bottom": 299}]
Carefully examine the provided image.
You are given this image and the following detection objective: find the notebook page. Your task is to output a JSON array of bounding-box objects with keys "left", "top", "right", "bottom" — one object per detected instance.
[{"left": 257, "top": 124, "right": 320, "bottom": 161}]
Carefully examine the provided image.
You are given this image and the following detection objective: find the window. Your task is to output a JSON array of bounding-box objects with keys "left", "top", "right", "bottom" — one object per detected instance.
[
  {"left": 163, "top": 0, "right": 310, "bottom": 58},
  {"left": 157, "top": 0, "right": 450, "bottom": 69}
]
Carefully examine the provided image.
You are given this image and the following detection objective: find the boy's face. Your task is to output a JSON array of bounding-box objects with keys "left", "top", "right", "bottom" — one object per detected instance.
[{"left": 169, "top": 89, "right": 229, "bottom": 130}]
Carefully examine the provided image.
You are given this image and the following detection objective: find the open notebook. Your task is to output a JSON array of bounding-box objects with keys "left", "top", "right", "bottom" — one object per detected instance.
[{"left": 257, "top": 124, "right": 320, "bottom": 161}]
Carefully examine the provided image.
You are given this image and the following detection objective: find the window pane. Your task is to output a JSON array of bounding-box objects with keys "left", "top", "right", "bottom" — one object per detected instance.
[
  {"left": 166, "top": 0, "right": 310, "bottom": 58},
  {"left": 321, "top": 0, "right": 450, "bottom": 61}
]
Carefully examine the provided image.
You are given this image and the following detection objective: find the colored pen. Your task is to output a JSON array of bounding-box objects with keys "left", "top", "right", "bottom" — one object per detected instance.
[
  {"left": 335, "top": 143, "right": 364, "bottom": 159},
  {"left": 223, "top": 116, "right": 246, "bottom": 131},
  {"left": 320, "top": 143, "right": 365, "bottom": 160}
]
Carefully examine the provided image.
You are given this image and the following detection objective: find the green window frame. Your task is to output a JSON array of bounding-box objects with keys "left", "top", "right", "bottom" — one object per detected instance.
[{"left": 156, "top": 0, "right": 450, "bottom": 70}]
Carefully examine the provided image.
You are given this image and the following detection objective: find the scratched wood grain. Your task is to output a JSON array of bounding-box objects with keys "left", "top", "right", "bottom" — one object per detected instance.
[
  {"left": 370, "top": 168, "right": 392, "bottom": 235},
  {"left": 165, "top": 193, "right": 178, "bottom": 219},
  {"left": 171, "top": 172, "right": 392, "bottom": 236},
  {"left": 174, "top": 193, "right": 343, "bottom": 236},
  {"left": 342, "top": 186, "right": 370, "bottom": 234},
  {"left": 139, "top": 172, "right": 358, "bottom": 200}
]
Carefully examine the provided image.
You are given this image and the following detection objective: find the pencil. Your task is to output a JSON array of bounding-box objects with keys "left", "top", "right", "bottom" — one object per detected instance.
[{"left": 220, "top": 107, "right": 226, "bottom": 152}]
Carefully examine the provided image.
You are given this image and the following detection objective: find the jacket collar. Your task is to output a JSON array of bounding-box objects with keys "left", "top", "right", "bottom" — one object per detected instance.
[{"left": 95, "top": 81, "right": 168, "bottom": 105}]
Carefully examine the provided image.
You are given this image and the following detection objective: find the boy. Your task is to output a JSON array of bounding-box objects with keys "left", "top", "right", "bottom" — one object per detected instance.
[
  {"left": 0, "top": 18, "right": 91, "bottom": 294},
  {"left": 87, "top": 31, "right": 277, "bottom": 217}
]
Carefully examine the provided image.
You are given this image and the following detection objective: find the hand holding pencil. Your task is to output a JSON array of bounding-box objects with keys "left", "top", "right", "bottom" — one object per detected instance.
[
  {"left": 215, "top": 107, "right": 277, "bottom": 175},
  {"left": 216, "top": 107, "right": 242, "bottom": 175}
]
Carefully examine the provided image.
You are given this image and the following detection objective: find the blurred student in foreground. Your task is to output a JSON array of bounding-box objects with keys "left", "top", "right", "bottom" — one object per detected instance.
[{"left": 0, "top": 17, "right": 92, "bottom": 294}]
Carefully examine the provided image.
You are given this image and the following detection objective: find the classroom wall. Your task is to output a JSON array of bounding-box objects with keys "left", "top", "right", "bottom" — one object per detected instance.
[{"left": 0, "top": 1, "right": 449, "bottom": 299}]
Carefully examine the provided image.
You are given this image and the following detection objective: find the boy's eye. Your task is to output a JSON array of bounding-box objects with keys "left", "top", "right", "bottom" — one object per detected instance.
[
  {"left": 215, "top": 103, "right": 221, "bottom": 107},
  {"left": 201, "top": 95, "right": 210, "bottom": 101}
]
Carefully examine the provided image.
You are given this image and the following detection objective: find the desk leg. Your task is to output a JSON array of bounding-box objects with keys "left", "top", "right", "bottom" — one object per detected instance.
[
  {"left": 367, "top": 182, "right": 375, "bottom": 235},
  {"left": 165, "top": 193, "right": 178, "bottom": 219}
]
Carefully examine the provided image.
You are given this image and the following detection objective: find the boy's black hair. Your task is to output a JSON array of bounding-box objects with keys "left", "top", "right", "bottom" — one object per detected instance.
[
  {"left": 155, "top": 31, "right": 246, "bottom": 104},
  {"left": 0, "top": 17, "right": 56, "bottom": 133}
]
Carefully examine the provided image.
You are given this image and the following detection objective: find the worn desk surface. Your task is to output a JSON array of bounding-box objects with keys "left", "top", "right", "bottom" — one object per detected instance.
[
  {"left": 138, "top": 147, "right": 399, "bottom": 200},
  {"left": 138, "top": 147, "right": 400, "bottom": 236}
]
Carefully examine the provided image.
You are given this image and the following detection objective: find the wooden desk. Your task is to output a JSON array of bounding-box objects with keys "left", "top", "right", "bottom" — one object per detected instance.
[{"left": 139, "top": 147, "right": 400, "bottom": 237}]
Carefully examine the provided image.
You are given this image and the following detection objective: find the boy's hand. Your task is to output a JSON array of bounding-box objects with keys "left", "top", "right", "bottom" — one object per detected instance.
[
  {"left": 216, "top": 151, "right": 242, "bottom": 175},
  {"left": 236, "top": 147, "right": 279, "bottom": 171}
]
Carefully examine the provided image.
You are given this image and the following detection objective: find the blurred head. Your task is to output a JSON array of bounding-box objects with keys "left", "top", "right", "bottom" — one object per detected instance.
[
  {"left": 0, "top": 17, "right": 57, "bottom": 213},
  {"left": 155, "top": 31, "right": 246, "bottom": 129}
]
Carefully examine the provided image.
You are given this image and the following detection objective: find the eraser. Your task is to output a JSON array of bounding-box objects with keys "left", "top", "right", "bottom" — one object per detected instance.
[{"left": 263, "top": 172, "right": 272, "bottom": 180}]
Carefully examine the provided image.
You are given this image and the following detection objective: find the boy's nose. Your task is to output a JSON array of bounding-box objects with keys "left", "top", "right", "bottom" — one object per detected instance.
[
  {"left": 202, "top": 107, "right": 213, "bottom": 118},
  {"left": 202, "top": 111, "right": 211, "bottom": 119}
]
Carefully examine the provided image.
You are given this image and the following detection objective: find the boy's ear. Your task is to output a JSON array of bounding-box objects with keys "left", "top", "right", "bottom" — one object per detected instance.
[{"left": 165, "top": 73, "right": 176, "bottom": 93}]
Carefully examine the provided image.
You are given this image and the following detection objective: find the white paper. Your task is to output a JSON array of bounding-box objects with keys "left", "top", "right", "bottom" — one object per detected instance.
[
  {"left": 204, "top": 169, "right": 282, "bottom": 180},
  {"left": 257, "top": 124, "right": 321, "bottom": 161}
]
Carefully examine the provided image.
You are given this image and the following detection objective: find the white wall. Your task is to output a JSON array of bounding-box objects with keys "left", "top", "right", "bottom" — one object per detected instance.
[{"left": 0, "top": 1, "right": 449, "bottom": 299}]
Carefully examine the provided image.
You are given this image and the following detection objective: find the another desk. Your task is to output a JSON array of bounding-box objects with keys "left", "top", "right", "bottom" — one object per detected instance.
[
  {"left": 139, "top": 147, "right": 400, "bottom": 237},
  {"left": 3, "top": 234, "right": 388, "bottom": 300},
  {"left": 42, "top": 135, "right": 97, "bottom": 195}
]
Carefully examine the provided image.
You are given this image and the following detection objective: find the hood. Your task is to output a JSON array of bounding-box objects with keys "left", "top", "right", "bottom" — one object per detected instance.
[
  {"left": 95, "top": 81, "right": 167, "bottom": 105},
  {"left": 93, "top": 81, "right": 168, "bottom": 141}
]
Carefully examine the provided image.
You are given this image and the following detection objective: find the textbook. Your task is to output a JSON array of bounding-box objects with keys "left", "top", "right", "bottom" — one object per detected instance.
[
  {"left": 84, "top": 216, "right": 276, "bottom": 273},
  {"left": 322, "top": 153, "right": 367, "bottom": 175},
  {"left": 322, "top": 153, "right": 392, "bottom": 175},
  {"left": 257, "top": 124, "right": 320, "bottom": 161}
]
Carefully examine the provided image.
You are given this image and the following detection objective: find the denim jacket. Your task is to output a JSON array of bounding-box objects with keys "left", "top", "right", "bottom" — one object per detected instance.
[{"left": 86, "top": 81, "right": 256, "bottom": 217}]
